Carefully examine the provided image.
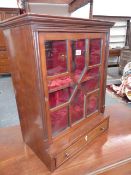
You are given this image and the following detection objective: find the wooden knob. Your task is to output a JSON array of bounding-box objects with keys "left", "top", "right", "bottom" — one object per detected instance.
[
  {"left": 65, "top": 152, "right": 70, "bottom": 158},
  {"left": 85, "top": 135, "right": 88, "bottom": 141},
  {"left": 100, "top": 127, "right": 105, "bottom": 131}
]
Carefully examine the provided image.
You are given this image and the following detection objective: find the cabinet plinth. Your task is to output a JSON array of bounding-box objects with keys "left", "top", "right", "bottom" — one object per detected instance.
[{"left": 1, "top": 13, "right": 114, "bottom": 171}]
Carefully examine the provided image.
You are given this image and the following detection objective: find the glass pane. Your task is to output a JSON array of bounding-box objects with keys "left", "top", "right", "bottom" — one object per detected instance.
[
  {"left": 70, "top": 89, "right": 84, "bottom": 124},
  {"left": 81, "top": 67, "right": 99, "bottom": 82},
  {"left": 51, "top": 107, "right": 68, "bottom": 136},
  {"left": 89, "top": 39, "right": 101, "bottom": 65},
  {"left": 49, "top": 86, "right": 74, "bottom": 108},
  {"left": 81, "top": 76, "right": 99, "bottom": 93},
  {"left": 48, "top": 75, "right": 73, "bottom": 92},
  {"left": 71, "top": 39, "right": 86, "bottom": 81},
  {"left": 86, "top": 92, "right": 99, "bottom": 116},
  {"left": 45, "top": 40, "right": 67, "bottom": 76}
]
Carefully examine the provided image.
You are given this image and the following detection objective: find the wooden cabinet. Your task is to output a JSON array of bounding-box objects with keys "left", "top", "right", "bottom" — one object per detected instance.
[
  {"left": 1, "top": 14, "right": 113, "bottom": 171},
  {"left": 0, "top": 8, "right": 19, "bottom": 74}
]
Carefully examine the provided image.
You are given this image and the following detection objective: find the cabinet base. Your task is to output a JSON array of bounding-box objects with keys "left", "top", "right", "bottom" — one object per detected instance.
[{"left": 45, "top": 113, "right": 109, "bottom": 171}]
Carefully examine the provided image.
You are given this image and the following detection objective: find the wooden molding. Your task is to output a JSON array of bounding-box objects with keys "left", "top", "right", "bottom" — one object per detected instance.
[
  {"left": 69, "top": 0, "right": 91, "bottom": 13},
  {"left": 0, "top": 13, "right": 114, "bottom": 31}
]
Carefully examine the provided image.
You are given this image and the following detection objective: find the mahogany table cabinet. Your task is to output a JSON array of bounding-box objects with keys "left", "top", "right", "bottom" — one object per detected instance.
[
  {"left": 0, "top": 8, "right": 20, "bottom": 74},
  {"left": 1, "top": 14, "right": 114, "bottom": 171}
]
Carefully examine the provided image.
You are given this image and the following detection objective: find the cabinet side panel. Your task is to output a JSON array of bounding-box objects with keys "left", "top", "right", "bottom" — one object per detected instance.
[{"left": 3, "top": 26, "right": 52, "bottom": 169}]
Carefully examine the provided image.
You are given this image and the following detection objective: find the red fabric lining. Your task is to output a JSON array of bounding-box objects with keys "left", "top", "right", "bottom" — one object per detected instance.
[
  {"left": 48, "top": 76, "right": 73, "bottom": 91},
  {"left": 81, "top": 76, "right": 99, "bottom": 93},
  {"left": 89, "top": 39, "right": 101, "bottom": 65},
  {"left": 71, "top": 39, "right": 85, "bottom": 81},
  {"left": 82, "top": 67, "right": 99, "bottom": 81},
  {"left": 51, "top": 107, "right": 68, "bottom": 136},
  {"left": 45, "top": 40, "right": 67, "bottom": 76},
  {"left": 86, "top": 93, "right": 98, "bottom": 115},
  {"left": 49, "top": 86, "right": 74, "bottom": 108},
  {"left": 70, "top": 89, "right": 84, "bottom": 123}
]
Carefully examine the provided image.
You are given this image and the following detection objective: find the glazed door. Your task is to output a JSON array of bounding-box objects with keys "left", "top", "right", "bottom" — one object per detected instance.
[{"left": 39, "top": 33, "right": 106, "bottom": 138}]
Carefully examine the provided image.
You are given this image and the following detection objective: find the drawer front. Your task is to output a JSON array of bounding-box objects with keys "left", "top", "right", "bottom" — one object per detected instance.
[
  {"left": 0, "top": 65, "right": 9, "bottom": 74},
  {"left": 0, "top": 51, "right": 8, "bottom": 67},
  {"left": 56, "top": 133, "right": 87, "bottom": 167},
  {"left": 87, "top": 118, "right": 108, "bottom": 142},
  {"left": 56, "top": 118, "right": 109, "bottom": 167},
  {"left": 0, "top": 51, "right": 8, "bottom": 60},
  {"left": 0, "top": 58, "right": 8, "bottom": 66}
]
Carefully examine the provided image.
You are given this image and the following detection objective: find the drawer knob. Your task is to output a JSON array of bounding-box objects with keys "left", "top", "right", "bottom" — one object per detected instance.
[
  {"left": 100, "top": 127, "right": 105, "bottom": 131},
  {"left": 65, "top": 152, "right": 70, "bottom": 158},
  {"left": 85, "top": 135, "right": 88, "bottom": 141}
]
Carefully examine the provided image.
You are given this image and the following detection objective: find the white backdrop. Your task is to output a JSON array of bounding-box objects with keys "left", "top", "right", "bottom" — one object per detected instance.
[
  {"left": 0, "top": 0, "right": 131, "bottom": 17},
  {"left": 94, "top": 0, "right": 131, "bottom": 16},
  {"left": 0, "top": 0, "right": 18, "bottom": 8},
  {"left": 72, "top": 0, "right": 131, "bottom": 18}
]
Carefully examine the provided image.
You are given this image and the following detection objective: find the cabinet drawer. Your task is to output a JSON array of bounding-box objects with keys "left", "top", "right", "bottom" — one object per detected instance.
[
  {"left": 55, "top": 118, "right": 109, "bottom": 168},
  {"left": 87, "top": 118, "right": 108, "bottom": 142},
  {"left": 0, "top": 51, "right": 8, "bottom": 60},
  {"left": 0, "top": 58, "right": 8, "bottom": 66},
  {"left": 0, "top": 65, "right": 9, "bottom": 74}
]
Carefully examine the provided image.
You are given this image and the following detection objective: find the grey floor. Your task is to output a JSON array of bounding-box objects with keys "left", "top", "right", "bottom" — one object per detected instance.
[
  {"left": 106, "top": 67, "right": 131, "bottom": 107},
  {"left": 0, "top": 67, "right": 130, "bottom": 128},
  {"left": 107, "top": 67, "right": 121, "bottom": 85},
  {"left": 0, "top": 76, "right": 19, "bottom": 127}
]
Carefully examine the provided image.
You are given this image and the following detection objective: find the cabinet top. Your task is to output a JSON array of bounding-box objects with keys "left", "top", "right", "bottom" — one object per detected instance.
[{"left": 0, "top": 13, "right": 114, "bottom": 31}]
